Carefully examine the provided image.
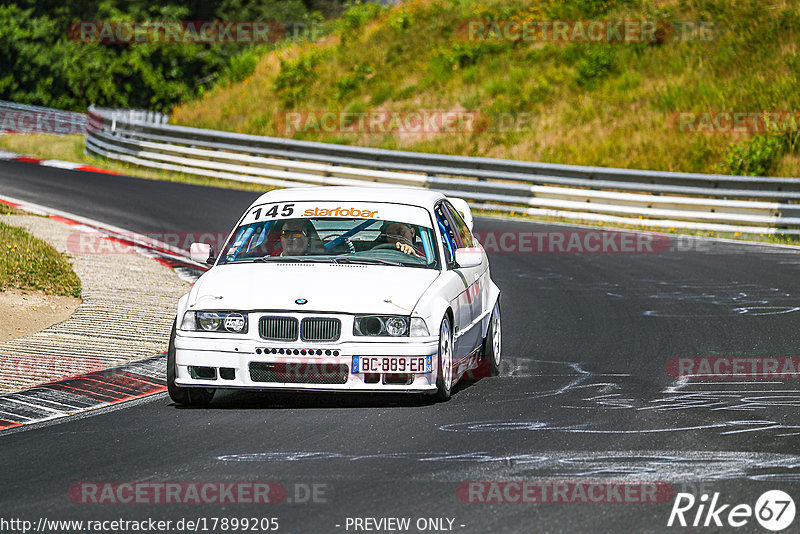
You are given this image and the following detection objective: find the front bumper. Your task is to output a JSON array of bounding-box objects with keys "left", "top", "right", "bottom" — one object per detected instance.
[{"left": 174, "top": 332, "right": 440, "bottom": 393}]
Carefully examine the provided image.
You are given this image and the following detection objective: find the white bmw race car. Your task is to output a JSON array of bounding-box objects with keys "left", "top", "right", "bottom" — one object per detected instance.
[{"left": 168, "top": 186, "right": 501, "bottom": 405}]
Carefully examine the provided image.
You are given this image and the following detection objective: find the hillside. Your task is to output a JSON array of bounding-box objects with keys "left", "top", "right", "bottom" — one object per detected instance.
[{"left": 171, "top": 0, "right": 800, "bottom": 177}]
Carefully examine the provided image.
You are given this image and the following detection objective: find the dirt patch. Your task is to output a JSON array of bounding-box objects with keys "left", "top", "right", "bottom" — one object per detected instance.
[{"left": 0, "top": 288, "right": 80, "bottom": 342}]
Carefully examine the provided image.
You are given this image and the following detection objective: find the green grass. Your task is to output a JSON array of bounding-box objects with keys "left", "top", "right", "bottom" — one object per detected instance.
[
  {"left": 0, "top": 221, "right": 81, "bottom": 297},
  {"left": 171, "top": 0, "right": 800, "bottom": 178}
]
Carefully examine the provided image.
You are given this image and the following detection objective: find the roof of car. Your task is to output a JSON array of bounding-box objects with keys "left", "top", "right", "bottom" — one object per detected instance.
[{"left": 250, "top": 186, "right": 446, "bottom": 209}]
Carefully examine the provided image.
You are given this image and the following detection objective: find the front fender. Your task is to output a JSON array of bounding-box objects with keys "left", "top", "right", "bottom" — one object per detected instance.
[
  {"left": 415, "top": 296, "right": 451, "bottom": 338},
  {"left": 480, "top": 274, "right": 501, "bottom": 339},
  {"left": 176, "top": 293, "right": 191, "bottom": 329}
]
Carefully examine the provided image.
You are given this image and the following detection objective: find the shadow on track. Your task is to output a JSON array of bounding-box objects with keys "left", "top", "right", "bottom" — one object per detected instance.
[{"left": 169, "top": 377, "right": 483, "bottom": 410}]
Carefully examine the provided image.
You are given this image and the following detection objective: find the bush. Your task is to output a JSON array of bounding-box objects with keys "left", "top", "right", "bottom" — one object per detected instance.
[
  {"left": 339, "top": 1, "right": 386, "bottom": 42},
  {"left": 221, "top": 49, "right": 261, "bottom": 86},
  {"left": 0, "top": 0, "right": 336, "bottom": 112},
  {"left": 547, "top": 0, "right": 628, "bottom": 18},
  {"left": 575, "top": 46, "right": 617, "bottom": 87},
  {"left": 722, "top": 135, "right": 784, "bottom": 176},
  {"left": 433, "top": 41, "right": 505, "bottom": 74},
  {"left": 273, "top": 51, "right": 328, "bottom": 107},
  {"left": 334, "top": 62, "right": 373, "bottom": 101}
]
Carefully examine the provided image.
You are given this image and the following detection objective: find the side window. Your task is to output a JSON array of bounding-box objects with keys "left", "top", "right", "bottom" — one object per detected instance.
[
  {"left": 434, "top": 205, "right": 456, "bottom": 267},
  {"left": 442, "top": 201, "right": 474, "bottom": 248}
]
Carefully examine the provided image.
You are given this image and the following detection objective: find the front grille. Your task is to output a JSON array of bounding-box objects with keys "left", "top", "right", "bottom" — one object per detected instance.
[
  {"left": 301, "top": 318, "right": 341, "bottom": 342},
  {"left": 249, "top": 362, "right": 349, "bottom": 384},
  {"left": 259, "top": 316, "right": 298, "bottom": 341}
]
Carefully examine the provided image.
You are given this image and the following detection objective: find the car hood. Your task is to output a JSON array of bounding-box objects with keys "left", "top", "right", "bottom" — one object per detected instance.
[{"left": 189, "top": 263, "right": 439, "bottom": 315}]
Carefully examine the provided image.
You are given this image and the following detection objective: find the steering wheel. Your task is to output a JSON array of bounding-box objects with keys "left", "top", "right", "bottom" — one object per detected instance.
[{"left": 323, "top": 235, "right": 355, "bottom": 253}]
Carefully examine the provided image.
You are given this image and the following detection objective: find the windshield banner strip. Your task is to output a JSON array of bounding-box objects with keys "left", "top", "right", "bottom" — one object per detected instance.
[{"left": 242, "top": 202, "right": 432, "bottom": 228}]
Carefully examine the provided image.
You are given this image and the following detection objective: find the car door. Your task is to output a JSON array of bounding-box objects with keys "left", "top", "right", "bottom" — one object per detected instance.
[
  {"left": 434, "top": 204, "right": 471, "bottom": 362},
  {"left": 441, "top": 201, "right": 485, "bottom": 356}
]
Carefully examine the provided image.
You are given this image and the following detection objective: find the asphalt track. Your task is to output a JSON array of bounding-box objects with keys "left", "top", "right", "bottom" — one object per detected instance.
[{"left": 2, "top": 160, "right": 800, "bottom": 533}]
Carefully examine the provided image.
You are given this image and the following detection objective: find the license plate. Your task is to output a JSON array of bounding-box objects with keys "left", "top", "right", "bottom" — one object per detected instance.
[{"left": 352, "top": 356, "right": 432, "bottom": 374}]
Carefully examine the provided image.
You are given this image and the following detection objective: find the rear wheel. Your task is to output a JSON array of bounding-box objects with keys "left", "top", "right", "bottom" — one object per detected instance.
[
  {"left": 482, "top": 301, "right": 501, "bottom": 376},
  {"left": 435, "top": 316, "right": 453, "bottom": 401},
  {"left": 167, "top": 321, "right": 214, "bottom": 406}
]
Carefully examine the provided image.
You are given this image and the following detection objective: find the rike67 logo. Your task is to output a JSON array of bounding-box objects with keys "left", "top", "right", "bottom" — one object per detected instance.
[{"left": 668, "top": 490, "right": 796, "bottom": 531}]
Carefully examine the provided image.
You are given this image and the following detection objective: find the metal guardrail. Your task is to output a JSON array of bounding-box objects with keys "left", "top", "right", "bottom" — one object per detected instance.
[
  {"left": 85, "top": 105, "right": 800, "bottom": 235},
  {"left": 100, "top": 109, "right": 169, "bottom": 125},
  {"left": 0, "top": 100, "right": 87, "bottom": 135}
]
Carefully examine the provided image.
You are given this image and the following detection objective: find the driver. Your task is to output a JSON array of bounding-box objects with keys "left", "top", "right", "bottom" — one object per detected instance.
[
  {"left": 379, "top": 222, "right": 424, "bottom": 257},
  {"left": 275, "top": 219, "right": 313, "bottom": 256}
]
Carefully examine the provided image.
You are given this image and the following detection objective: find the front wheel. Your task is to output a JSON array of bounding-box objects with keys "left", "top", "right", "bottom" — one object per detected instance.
[
  {"left": 435, "top": 316, "right": 454, "bottom": 401},
  {"left": 167, "top": 321, "right": 214, "bottom": 406},
  {"left": 483, "top": 301, "right": 501, "bottom": 376}
]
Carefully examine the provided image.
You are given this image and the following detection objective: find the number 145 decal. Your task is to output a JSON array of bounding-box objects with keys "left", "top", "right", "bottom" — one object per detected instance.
[{"left": 251, "top": 204, "right": 295, "bottom": 220}]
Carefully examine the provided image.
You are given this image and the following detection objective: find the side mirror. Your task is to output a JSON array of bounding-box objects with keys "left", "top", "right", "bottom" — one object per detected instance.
[
  {"left": 189, "top": 242, "right": 215, "bottom": 265},
  {"left": 454, "top": 247, "right": 482, "bottom": 268}
]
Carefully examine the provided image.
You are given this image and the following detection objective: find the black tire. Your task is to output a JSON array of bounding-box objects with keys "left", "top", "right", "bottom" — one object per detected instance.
[
  {"left": 167, "top": 321, "right": 214, "bottom": 406},
  {"left": 435, "top": 315, "right": 454, "bottom": 401},
  {"left": 482, "top": 301, "right": 502, "bottom": 377}
]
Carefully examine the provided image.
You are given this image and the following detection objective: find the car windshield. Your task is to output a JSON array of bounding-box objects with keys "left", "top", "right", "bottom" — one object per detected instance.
[{"left": 217, "top": 204, "right": 439, "bottom": 269}]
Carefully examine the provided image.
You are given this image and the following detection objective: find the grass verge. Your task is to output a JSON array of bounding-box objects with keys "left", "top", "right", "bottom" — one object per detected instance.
[
  {"left": 0, "top": 219, "right": 81, "bottom": 297},
  {"left": 0, "top": 205, "right": 23, "bottom": 216}
]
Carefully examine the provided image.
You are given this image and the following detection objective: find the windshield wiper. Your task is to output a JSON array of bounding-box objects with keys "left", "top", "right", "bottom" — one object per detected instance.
[{"left": 335, "top": 257, "right": 404, "bottom": 267}]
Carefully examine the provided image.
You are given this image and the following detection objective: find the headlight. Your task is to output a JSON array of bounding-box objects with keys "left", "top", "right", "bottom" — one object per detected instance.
[
  {"left": 385, "top": 317, "right": 408, "bottom": 336},
  {"left": 354, "top": 315, "right": 410, "bottom": 337},
  {"left": 198, "top": 312, "right": 223, "bottom": 331},
  {"left": 181, "top": 311, "right": 248, "bottom": 333}
]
